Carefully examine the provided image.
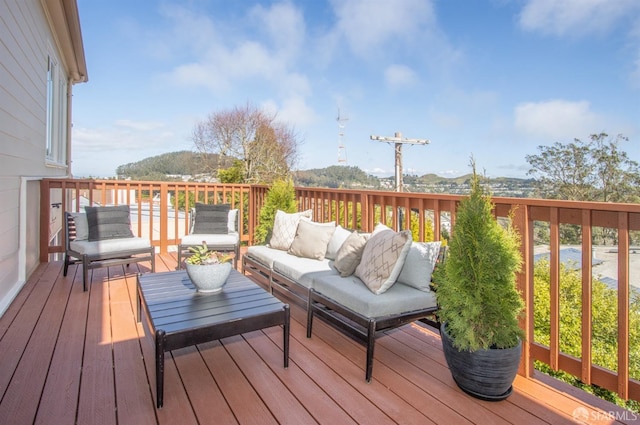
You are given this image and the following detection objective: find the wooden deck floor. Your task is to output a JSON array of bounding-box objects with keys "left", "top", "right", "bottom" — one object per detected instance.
[{"left": 0, "top": 253, "right": 636, "bottom": 425}]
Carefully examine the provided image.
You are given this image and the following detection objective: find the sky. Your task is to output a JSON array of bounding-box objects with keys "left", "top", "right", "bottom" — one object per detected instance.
[{"left": 71, "top": 0, "right": 640, "bottom": 179}]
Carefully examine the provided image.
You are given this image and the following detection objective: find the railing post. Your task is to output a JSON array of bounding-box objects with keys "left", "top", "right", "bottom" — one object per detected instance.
[
  {"left": 512, "top": 203, "right": 533, "bottom": 377},
  {"left": 618, "top": 212, "right": 630, "bottom": 399},
  {"left": 39, "top": 179, "right": 51, "bottom": 263},
  {"left": 159, "top": 183, "right": 168, "bottom": 254}
]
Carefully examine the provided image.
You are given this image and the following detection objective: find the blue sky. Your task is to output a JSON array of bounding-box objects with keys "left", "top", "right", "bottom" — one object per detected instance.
[{"left": 72, "top": 0, "right": 640, "bottom": 179}]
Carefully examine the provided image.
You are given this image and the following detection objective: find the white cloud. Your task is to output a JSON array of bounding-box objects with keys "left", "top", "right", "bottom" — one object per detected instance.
[
  {"left": 384, "top": 64, "right": 418, "bottom": 89},
  {"left": 329, "top": 0, "right": 436, "bottom": 56},
  {"left": 71, "top": 123, "right": 188, "bottom": 177},
  {"left": 249, "top": 2, "right": 305, "bottom": 60},
  {"left": 519, "top": 0, "right": 640, "bottom": 36},
  {"left": 514, "top": 99, "right": 602, "bottom": 140}
]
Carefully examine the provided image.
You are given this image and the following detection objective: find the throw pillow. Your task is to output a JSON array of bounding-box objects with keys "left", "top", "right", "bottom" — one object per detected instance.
[
  {"left": 355, "top": 229, "right": 412, "bottom": 294},
  {"left": 269, "top": 209, "right": 313, "bottom": 250},
  {"left": 228, "top": 209, "right": 239, "bottom": 233},
  {"left": 288, "top": 220, "right": 336, "bottom": 260},
  {"left": 69, "top": 212, "right": 89, "bottom": 241},
  {"left": 193, "top": 203, "right": 230, "bottom": 234},
  {"left": 397, "top": 241, "right": 442, "bottom": 291},
  {"left": 333, "top": 231, "right": 369, "bottom": 277},
  {"left": 85, "top": 205, "right": 134, "bottom": 241},
  {"left": 325, "top": 225, "right": 352, "bottom": 260}
]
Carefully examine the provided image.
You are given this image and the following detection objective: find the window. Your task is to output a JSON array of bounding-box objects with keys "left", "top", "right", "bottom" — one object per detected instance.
[{"left": 45, "top": 52, "right": 68, "bottom": 166}]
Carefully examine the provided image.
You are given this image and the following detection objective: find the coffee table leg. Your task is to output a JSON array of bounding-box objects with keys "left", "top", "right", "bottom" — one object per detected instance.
[
  {"left": 283, "top": 304, "right": 290, "bottom": 368},
  {"left": 155, "top": 330, "right": 166, "bottom": 408}
]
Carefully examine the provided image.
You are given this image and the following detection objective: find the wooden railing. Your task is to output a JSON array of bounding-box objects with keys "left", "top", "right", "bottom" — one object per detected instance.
[{"left": 40, "top": 178, "right": 640, "bottom": 402}]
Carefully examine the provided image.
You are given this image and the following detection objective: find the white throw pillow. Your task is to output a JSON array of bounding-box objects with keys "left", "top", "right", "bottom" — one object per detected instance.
[
  {"left": 288, "top": 220, "right": 336, "bottom": 260},
  {"left": 355, "top": 229, "right": 412, "bottom": 295},
  {"left": 325, "top": 225, "right": 352, "bottom": 260},
  {"left": 69, "top": 212, "right": 89, "bottom": 241},
  {"left": 269, "top": 209, "right": 313, "bottom": 250},
  {"left": 397, "top": 241, "right": 442, "bottom": 291},
  {"left": 228, "top": 209, "right": 238, "bottom": 233}
]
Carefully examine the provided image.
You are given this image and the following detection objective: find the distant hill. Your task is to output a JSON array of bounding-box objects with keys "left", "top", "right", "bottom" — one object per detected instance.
[
  {"left": 294, "top": 165, "right": 380, "bottom": 189},
  {"left": 116, "top": 151, "right": 231, "bottom": 181},
  {"left": 115, "top": 151, "right": 535, "bottom": 196}
]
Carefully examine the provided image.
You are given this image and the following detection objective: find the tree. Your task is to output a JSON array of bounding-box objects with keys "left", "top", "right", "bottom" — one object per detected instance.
[
  {"left": 526, "top": 133, "right": 640, "bottom": 203},
  {"left": 192, "top": 103, "right": 300, "bottom": 184}
]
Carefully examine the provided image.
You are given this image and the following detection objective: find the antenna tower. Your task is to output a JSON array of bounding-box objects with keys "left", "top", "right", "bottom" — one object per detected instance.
[{"left": 336, "top": 108, "right": 348, "bottom": 165}]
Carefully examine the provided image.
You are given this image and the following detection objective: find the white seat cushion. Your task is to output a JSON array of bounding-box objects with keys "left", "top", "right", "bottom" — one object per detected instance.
[
  {"left": 70, "top": 237, "right": 151, "bottom": 256},
  {"left": 245, "top": 245, "right": 291, "bottom": 268},
  {"left": 181, "top": 232, "right": 239, "bottom": 246}
]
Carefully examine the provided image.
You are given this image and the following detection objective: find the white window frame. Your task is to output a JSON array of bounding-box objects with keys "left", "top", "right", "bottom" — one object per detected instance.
[{"left": 45, "top": 50, "right": 68, "bottom": 167}]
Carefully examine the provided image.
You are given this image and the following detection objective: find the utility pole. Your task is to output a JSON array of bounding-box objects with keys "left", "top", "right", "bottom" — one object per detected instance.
[{"left": 370, "top": 132, "right": 430, "bottom": 192}]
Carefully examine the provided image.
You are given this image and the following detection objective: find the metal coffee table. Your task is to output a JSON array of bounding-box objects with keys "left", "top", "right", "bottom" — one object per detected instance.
[{"left": 137, "top": 269, "right": 290, "bottom": 408}]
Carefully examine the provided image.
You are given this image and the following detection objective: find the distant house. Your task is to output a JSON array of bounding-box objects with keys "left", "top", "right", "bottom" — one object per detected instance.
[{"left": 0, "top": 0, "right": 87, "bottom": 314}]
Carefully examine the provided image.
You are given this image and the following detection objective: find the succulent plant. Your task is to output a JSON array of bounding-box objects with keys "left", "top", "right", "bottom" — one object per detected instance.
[{"left": 185, "top": 242, "right": 233, "bottom": 265}]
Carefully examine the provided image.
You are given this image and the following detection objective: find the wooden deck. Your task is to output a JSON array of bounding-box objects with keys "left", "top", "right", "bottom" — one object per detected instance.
[{"left": 0, "top": 253, "right": 635, "bottom": 425}]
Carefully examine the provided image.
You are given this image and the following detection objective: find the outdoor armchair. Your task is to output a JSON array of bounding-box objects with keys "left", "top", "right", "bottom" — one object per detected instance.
[
  {"left": 177, "top": 203, "right": 240, "bottom": 269},
  {"left": 63, "top": 206, "right": 155, "bottom": 291}
]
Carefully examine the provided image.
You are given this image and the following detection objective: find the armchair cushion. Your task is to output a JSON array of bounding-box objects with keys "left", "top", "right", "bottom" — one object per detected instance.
[
  {"left": 181, "top": 233, "right": 239, "bottom": 246},
  {"left": 85, "top": 205, "right": 134, "bottom": 241},
  {"left": 70, "top": 237, "right": 151, "bottom": 256},
  {"left": 193, "top": 203, "right": 230, "bottom": 234}
]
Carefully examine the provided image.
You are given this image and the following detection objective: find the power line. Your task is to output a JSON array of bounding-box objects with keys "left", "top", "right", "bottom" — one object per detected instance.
[{"left": 370, "top": 132, "right": 430, "bottom": 192}]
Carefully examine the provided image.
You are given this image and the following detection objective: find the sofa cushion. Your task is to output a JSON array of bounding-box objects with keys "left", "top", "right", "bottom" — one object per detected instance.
[
  {"left": 181, "top": 233, "right": 239, "bottom": 247},
  {"left": 355, "top": 229, "right": 412, "bottom": 294},
  {"left": 312, "top": 274, "right": 437, "bottom": 318},
  {"left": 288, "top": 220, "right": 336, "bottom": 260},
  {"left": 325, "top": 225, "right": 352, "bottom": 260},
  {"left": 69, "top": 212, "right": 89, "bottom": 241},
  {"left": 269, "top": 209, "right": 313, "bottom": 250},
  {"left": 272, "top": 256, "right": 333, "bottom": 289},
  {"left": 397, "top": 241, "right": 441, "bottom": 291},
  {"left": 70, "top": 237, "right": 151, "bottom": 256},
  {"left": 193, "top": 203, "right": 230, "bottom": 234},
  {"left": 245, "top": 245, "right": 291, "bottom": 268},
  {"left": 333, "top": 231, "right": 368, "bottom": 277},
  {"left": 85, "top": 205, "right": 134, "bottom": 241}
]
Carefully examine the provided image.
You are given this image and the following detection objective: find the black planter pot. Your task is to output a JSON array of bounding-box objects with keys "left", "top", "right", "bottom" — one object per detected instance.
[{"left": 440, "top": 322, "right": 521, "bottom": 401}]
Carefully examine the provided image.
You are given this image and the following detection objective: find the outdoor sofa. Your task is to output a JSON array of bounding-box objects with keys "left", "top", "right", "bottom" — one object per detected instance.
[{"left": 242, "top": 210, "right": 444, "bottom": 381}]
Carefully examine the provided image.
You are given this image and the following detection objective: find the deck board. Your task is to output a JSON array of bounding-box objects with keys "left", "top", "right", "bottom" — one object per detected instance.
[{"left": 0, "top": 254, "right": 636, "bottom": 425}]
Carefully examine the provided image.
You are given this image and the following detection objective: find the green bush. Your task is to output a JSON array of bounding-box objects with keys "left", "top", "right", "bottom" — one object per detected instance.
[
  {"left": 253, "top": 179, "right": 297, "bottom": 244},
  {"left": 434, "top": 163, "right": 524, "bottom": 351},
  {"left": 533, "top": 258, "right": 640, "bottom": 412}
]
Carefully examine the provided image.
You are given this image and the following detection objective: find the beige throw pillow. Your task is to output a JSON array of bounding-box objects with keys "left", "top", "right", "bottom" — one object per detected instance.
[
  {"left": 288, "top": 220, "right": 336, "bottom": 260},
  {"left": 355, "top": 229, "right": 412, "bottom": 294},
  {"left": 333, "top": 231, "right": 369, "bottom": 277},
  {"left": 269, "top": 209, "right": 313, "bottom": 250}
]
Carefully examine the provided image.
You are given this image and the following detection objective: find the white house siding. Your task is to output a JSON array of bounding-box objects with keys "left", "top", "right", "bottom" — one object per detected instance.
[{"left": 0, "top": 0, "right": 83, "bottom": 314}]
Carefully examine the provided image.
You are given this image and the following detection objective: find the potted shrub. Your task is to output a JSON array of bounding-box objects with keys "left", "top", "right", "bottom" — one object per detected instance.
[
  {"left": 185, "top": 242, "right": 234, "bottom": 293},
  {"left": 434, "top": 160, "right": 524, "bottom": 400}
]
